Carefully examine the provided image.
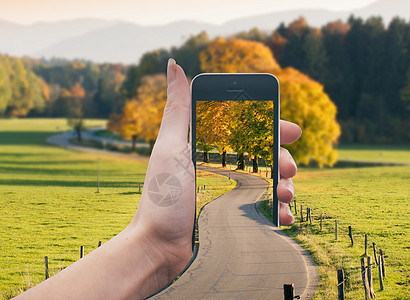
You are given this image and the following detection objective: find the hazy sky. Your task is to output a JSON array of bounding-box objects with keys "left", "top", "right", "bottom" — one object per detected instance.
[{"left": 2, "top": 0, "right": 379, "bottom": 25}]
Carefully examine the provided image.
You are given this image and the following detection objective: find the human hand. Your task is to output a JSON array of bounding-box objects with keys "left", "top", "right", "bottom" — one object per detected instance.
[{"left": 277, "top": 120, "right": 302, "bottom": 225}]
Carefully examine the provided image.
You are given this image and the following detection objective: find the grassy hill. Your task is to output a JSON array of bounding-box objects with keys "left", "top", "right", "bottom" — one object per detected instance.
[
  {"left": 259, "top": 158, "right": 410, "bottom": 299},
  {"left": 0, "top": 119, "right": 235, "bottom": 298}
]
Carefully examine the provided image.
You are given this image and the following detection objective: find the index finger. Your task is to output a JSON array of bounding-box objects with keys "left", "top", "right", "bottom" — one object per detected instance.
[{"left": 280, "top": 120, "right": 302, "bottom": 145}]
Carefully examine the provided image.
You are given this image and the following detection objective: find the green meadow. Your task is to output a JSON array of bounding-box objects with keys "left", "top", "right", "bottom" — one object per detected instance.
[
  {"left": 260, "top": 157, "right": 410, "bottom": 299},
  {"left": 0, "top": 119, "right": 235, "bottom": 298}
]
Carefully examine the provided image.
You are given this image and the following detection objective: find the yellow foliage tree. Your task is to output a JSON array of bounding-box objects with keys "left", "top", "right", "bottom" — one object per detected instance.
[
  {"left": 198, "top": 38, "right": 341, "bottom": 167},
  {"left": 196, "top": 101, "right": 232, "bottom": 165},
  {"left": 274, "top": 67, "right": 340, "bottom": 167},
  {"left": 200, "top": 38, "right": 280, "bottom": 73},
  {"left": 108, "top": 74, "right": 167, "bottom": 152}
]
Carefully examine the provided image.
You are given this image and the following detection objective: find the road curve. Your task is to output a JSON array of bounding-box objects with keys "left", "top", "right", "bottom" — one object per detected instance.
[{"left": 152, "top": 165, "right": 318, "bottom": 299}]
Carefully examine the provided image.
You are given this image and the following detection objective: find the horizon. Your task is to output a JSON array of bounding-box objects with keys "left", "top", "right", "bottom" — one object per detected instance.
[{"left": 1, "top": 0, "right": 379, "bottom": 26}]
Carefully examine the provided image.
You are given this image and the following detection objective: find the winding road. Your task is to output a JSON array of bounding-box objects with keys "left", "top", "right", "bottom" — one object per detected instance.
[
  {"left": 153, "top": 166, "right": 317, "bottom": 299},
  {"left": 48, "top": 131, "right": 318, "bottom": 299}
]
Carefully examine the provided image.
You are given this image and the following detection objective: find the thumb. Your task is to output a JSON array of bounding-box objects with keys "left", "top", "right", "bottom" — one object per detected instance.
[{"left": 156, "top": 59, "right": 191, "bottom": 144}]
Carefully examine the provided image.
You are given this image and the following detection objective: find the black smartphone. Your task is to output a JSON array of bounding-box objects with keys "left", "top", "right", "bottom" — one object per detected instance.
[{"left": 190, "top": 73, "right": 280, "bottom": 241}]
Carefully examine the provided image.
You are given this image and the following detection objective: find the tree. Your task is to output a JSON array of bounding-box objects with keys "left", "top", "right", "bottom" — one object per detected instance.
[
  {"left": 200, "top": 38, "right": 280, "bottom": 73},
  {"left": 66, "top": 83, "right": 86, "bottom": 142},
  {"left": 0, "top": 56, "right": 12, "bottom": 116},
  {"left": 109, "top": 74, "right": 167, "bottom": 153},
  {"left": 196, "top": 101, "right": 232, "bottom": 167},
  {"left": 276, "top": 67, "right": 340, "bottom": 167},
  {"left": 107, "top": 100, "right": 141, "bottom": 152},
  {"left": 199, "top": 38, "right": 341, "bottom": 167}
]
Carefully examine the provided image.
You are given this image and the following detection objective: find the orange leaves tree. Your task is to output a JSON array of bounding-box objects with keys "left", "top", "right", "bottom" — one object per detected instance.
[
  {"left": 108, "top": 74, "right": 167, "bottom": 153},
  {"left": 198, "top": 37, "right": 340, "bottom": 167},
  {"left": 200, "top": 38, "right": 280, "bottom": 73}
]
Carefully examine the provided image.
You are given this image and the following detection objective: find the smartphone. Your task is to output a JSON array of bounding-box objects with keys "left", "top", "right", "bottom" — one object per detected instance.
[{"left": 190, "top": 73, "right": 280, "bottom": 246}]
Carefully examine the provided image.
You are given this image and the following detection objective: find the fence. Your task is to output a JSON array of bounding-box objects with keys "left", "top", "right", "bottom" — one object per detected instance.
[
  {"left": 0, "top": 241, "right": 103, "bottom": 298},
  {"left": 282, "top": 203, "right": 397, "bottom": 299}
]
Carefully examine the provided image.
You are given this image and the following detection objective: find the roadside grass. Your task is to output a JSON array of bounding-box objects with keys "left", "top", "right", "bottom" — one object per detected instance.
[
  {"left": 337, "top": 144, "right": 410, "bottom": 164},
  {"left": 259, "top": 165, "right": 410, "bottom": 299},
  {"left": 0, "top": 119, "right": 235, "bottom": 298}
]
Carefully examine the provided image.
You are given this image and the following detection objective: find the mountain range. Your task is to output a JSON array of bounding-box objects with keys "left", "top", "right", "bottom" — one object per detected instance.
[{"left": 0, "top": 0, "right": 408, "bottom": 64}]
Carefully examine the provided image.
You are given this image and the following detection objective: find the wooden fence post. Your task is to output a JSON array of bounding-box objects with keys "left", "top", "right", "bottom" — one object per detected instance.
[
  {"left": 335, "top": 220, "right": 338, "bottom": 240},
  {"left": 373, "top": 243, "right": 378, "bottom": 266},
  {"left": 294, "top": 199, "right": 297, "bottom": 215},
  {"left": 365, "top": 234, "right": 368, "bottom": 256},
  {"left": 306, "top": 207, "right": 309, "bottom": 222},
  {"left": 80, "top": 246, "right": 84, "bottom": 259},
  {"left": 348, "top": 226, "right": 353, "bottom": 246},
  {"left": 45, "top": 256, "right": 49, "bottom": 279},
  {"left": 97, "top": 157, "right": 100, "bottom": 193},
  {"left": 300, "top": 205, "right": 303, "bottom": 222},
  {"left": 378, "top": 255, "right": 384, "bottom": 290},
  {"left": 361, "top": 257, "right": 371, "bottom": 300},
  {"left": 320, "top": 213, "right": 323, "bottom": 231},
  {"left": 309, "top": 208, "right": 312, "bottom": 224},
  {"left": 284, "top": 283, "right": 295, "bottom": 300},
  {"left": 380, "top": 249, "right": 385, "bottom": 277},
  {"left": 98, "top": 241, "right": 102, "bottom": 247},
  {"left": 367, "top": 256, "right": 376, "bottom": 298},
  {"left": 337, "top": 269, "right": 345, "bottom": 300}
]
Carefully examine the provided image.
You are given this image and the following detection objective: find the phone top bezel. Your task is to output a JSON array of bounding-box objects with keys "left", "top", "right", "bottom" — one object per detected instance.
[{"left": 190, "top": 73, "right": 280, "bottom": 233}]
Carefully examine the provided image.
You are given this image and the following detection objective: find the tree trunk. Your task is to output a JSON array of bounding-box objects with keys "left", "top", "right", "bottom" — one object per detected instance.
[
  {"left": 131, "top": 135, "right": 137, "bottom": 153},
  {"left": 237, "top": 153, "right": 245, "bottom": 170},
  {"left": 76, "top": 127, "right": 82, "bottom": 142},
  {"left": 203, "top": 151, "right": 209, "bottom": 163},
  {"left": 252, "top": 156, "right": 258, "bottom": 173},
  {"left": 222, "top": 150, "right": 227, "bottom": 167}
]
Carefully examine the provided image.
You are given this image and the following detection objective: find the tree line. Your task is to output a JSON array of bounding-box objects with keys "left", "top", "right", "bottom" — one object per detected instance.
[
  {"left": 0, "top": 56, "right": 126, "bottom": 119},
  {"left": 112, "top": 37, "right": 340, "bottom": 167},
  {"left": 121, "top": 16, "right": 410, "bottom": 145},
  {"left": 1, "top": 15, "right": 409, "bottom": 146}
]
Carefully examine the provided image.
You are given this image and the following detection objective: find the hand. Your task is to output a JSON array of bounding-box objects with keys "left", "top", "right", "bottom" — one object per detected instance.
[{"left": 278, "top": 120, "right": 302, "bottom": 225}]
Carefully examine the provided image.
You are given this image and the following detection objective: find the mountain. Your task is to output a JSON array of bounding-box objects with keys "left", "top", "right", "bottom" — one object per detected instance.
[
  {"left": 35, "top": 21, "right": 218, "bottom": 64},
  {"left": 0, "top": 0, "right": 408, "bottom": 64},
  {"left": 0, "top": 18, "right": 118, "bottom": 56}
]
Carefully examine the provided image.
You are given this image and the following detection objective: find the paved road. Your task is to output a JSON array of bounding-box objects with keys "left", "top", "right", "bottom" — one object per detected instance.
[
  {"left": 153, "top": 166, "right": 318, "bottom": 299},
  {"left": 48, "top": 132, "right": 318, "bottom": 299}
]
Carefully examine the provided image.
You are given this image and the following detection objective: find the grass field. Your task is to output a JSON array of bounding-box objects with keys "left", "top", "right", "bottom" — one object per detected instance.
[
  {"left": 259, "top": 163, "right": 410, "bottom": 299},
  {"left": 337, "top": 144, "right": 410, "bottom": 164},
  {"left": 0, "top": 119, "right": 235, "bottom": 298}
]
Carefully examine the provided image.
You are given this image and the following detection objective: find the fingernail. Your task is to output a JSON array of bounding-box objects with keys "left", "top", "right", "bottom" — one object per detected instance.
[
  {"left": 167, "top": 58, "right": 176, "bottom": 84},
  {"left": 286, "top": 179, "right": 295, "bottom": 196}
]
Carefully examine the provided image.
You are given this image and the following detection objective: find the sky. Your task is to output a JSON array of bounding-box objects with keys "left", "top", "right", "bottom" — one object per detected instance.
[{"left": 1, "top": 0, "right": 379, "bottom": 25}]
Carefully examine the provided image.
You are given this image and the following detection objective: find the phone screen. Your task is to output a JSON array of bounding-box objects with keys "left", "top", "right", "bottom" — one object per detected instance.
[
  {"left": 193, "top": 99, "right": 277, "bottom": 228},
  {"left": 190, "top": 73, "right": 280, "bottom": 250}
]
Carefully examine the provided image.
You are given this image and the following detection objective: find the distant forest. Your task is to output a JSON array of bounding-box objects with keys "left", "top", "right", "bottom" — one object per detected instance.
[{"left": 1, "top": 15, "right": 409, "bottom": 144}]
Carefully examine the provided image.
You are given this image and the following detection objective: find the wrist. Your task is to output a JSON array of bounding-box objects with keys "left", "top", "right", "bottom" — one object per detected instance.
[{"left": 128, "top": 225, "right": 192, "bottom": 297}]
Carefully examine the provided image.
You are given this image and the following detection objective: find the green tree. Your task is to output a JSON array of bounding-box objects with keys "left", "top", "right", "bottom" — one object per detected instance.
[{"left": 0, "top": 56, "right": 12, "bottom": 116}]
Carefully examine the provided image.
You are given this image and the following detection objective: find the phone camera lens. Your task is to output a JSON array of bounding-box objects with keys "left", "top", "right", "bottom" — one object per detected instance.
[{"left": 233, "top": 81, "right": 238, "bottom": 85}]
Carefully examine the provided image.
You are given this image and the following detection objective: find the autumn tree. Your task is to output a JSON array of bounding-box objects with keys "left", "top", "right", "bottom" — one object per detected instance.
[
  {"left": 276, "top": 67, "right": 340, "bottom": 167},
  {"left": 200, "top": 38, "right": 280, "bottom": 73},
  {"left": 109, "top": 74, "right": 167, "bottom": 153},
  {"left": 196, "top": 101, "right": 232, "bottom": 166},
  {"left": 107, "top": 100, "right": 141, "bottom": 152},
  {"left": 199, "top": 38, "right": 341, "bottom": 167},
  {"left": 60, "top": 83, "right": 86, "bottom": 141}
]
